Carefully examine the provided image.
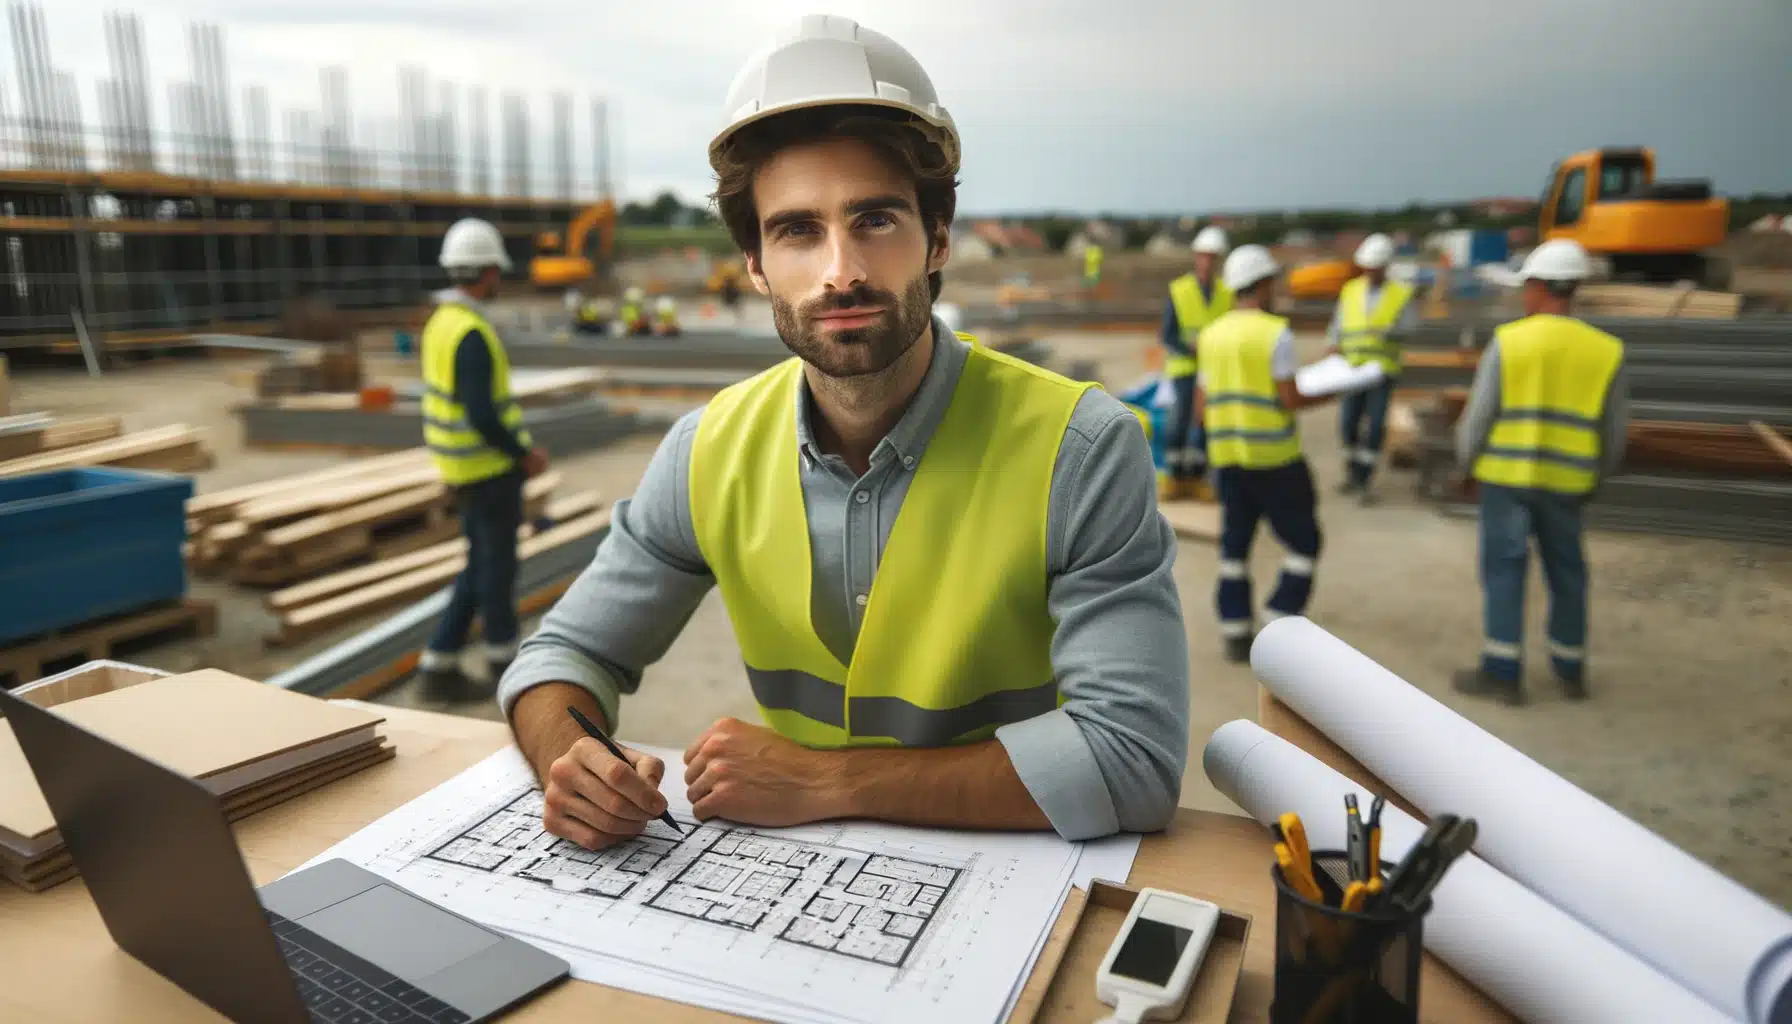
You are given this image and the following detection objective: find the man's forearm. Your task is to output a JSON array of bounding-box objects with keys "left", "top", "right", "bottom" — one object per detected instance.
[
  {"left": 511, "top": 681, "right": 609, "bottom": 784},
  {"left": 823, "top": 740, "right": 1050, "bottom": 831}
]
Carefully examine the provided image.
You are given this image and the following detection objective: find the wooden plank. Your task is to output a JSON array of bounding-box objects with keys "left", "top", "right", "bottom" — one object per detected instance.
[
  {"left": 0, "top": 600, "right": 217, "bottom": 686},
  {"left": 1160, "top": 500, "right": 1221, "bottom": 543},
  {"left": 236, "top": 465, "right": 441, "bottom": 525},
  {"left": 0, "top": 425, "right": 204, "bottom": 478},
  {"left": 185, "top": 448, "right": 430, "bottom": 521},
  {"left": 1750, "top": 421, "right": 1792, "bottom": 469},
  {"left": 260, "top": 483, "right": 447, "bottom": 548},
  {"left": 273, "top": 510, "right": 608, "bottom": 642}
]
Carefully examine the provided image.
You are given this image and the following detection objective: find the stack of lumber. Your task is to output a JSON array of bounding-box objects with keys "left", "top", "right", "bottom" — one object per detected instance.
[
  {"left": 264, "top": 493, "right": 607, "bottom": 645},
  {"left": 1575, "top": 283, "right": 1742, "bottom": 320},
  {"left": 186, "top": 449, "right": 560, "bottom": 585},
  {"left": 1625, "top": 421, "right": 1792, "bottom": 476},
  {"left": 0, "top": 421, "right": 211, "bottom": 477}
]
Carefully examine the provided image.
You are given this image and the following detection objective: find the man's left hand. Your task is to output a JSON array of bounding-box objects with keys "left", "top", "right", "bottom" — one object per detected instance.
[{"left": 683, "top": 718, "right": 838, "bottom": 827}]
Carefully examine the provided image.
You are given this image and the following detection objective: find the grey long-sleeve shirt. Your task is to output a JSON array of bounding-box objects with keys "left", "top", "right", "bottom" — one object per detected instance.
[
  {"left": 1455, "top": 329, "right": 1631, "bottom": 486},
  {"left": 497, "top": 324, "right": 1191, "bottom": 840}
]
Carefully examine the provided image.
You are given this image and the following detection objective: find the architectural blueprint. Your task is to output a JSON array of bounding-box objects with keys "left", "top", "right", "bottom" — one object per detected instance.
[{"left": 297, "top": 744, "right": 1126, "bottom": 1024}]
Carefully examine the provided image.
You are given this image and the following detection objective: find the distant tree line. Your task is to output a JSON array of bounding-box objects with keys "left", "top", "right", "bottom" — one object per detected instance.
[{"left": 618, "top": 190, "right": 720, "bottom": 228}]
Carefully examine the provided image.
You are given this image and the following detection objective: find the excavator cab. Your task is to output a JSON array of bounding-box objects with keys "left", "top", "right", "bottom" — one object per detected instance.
[{"left": 1538, "top": 148, "right": 1729, "bottom": 282}]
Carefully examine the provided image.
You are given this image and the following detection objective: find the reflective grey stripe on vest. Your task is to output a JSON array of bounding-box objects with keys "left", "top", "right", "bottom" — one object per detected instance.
[
  {"left": 1496, "top": 407, "right": 1599, "bottom": 430},
  {"left": 1207, "top": 425, "right": 1296, "bottom": 442},
  {"left": 1480, "top": 445, "right": 1599, "bottom": 471},
  {"left": 745, "top": 666, "right": 1058, "bottom": 745},
  {"left": 1203, "top": 391, "right": 1282, "bottom": 410}
]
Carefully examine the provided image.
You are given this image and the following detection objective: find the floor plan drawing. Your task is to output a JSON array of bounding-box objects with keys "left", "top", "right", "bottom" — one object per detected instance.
[
  {"left": 297, "top": 744, "right": 1120, "bottom": 1024},
  {"left": 420, "top": 786, "right": 962, "bottom": 968}
]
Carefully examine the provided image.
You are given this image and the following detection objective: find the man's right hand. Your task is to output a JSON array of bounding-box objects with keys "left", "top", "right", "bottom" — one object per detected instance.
[
  {"left": 542, "top": 736, "right": 669, "bottom": 850},
  {"left": 522, "top": 446, "right": 549, "bottom": 477}
]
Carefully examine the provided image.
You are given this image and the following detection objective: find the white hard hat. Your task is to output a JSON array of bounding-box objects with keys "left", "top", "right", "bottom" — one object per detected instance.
[
  {"left": 655, "top": 296, "right": 677, "bottom": 312},
  {"left": 1353, "top": 233, "right": 1395, "bottom": 269},
  {"left": 1192, "top": 226, "right": 1229, "bottom": 255},
  {"left": 1518, "top": 239, "right": 1593, "bottom": 282},
  {"left": 709, "top": 15, "right": 959, "bottom": 172},
  {"left": 439, "top": 217, "right": 512, "bottom": 272},
  {"left": 1222, "top": 245, "right": 1281, "bottom": 292},
  {"left": 623, "top": 286, "right": 645, "bottom": 303}
]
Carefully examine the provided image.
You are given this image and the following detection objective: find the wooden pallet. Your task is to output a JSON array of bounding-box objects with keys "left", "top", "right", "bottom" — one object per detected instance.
[{"left": 0, "top": 599, "right": 218, "bottom": 687}]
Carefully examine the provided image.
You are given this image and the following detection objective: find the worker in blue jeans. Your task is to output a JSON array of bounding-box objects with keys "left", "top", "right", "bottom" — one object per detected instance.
[
  {"left": 1327, "top": 234, "right": 1416, "bottom": 504},
  {"left": 1455, "top": 240, "right": 1628, "bottom": 705},
  {"left": 418, "top": 219, "right": 549, "bottom": 700}
]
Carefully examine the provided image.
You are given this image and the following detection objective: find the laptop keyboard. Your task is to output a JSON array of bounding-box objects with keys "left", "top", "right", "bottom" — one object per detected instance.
[{"left": 266, "top": 909, "right": 472, "bottom": 1024}]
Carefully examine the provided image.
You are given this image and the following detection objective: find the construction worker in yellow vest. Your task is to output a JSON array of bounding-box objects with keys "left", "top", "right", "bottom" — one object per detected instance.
[
  {"left": 418, "top": 217, "right": 549, "bottom": 699},
  {"left": 1454, "top": 239, "right": 1628, "bottom": 706},
  {"left": 1328, "top": 233, "right": 1416, "bottom": 503},
  {"left": 617, "top": 286, "right": 650, "bottom": 336},
  {"left": 1197, "top": 245, "right": 1338, "bottom": 663},
  {"left": 1159, "top": 226, "right": 1232, "bottom": 501},
  {"left": 1083, "top": 242, "right": 1104, "bottom": 287},
  {"left": 495, "top": 15, "right": 1189, "bottom": 851}
]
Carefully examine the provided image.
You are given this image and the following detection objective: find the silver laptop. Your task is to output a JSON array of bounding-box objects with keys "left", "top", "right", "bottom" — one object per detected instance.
[{"left": 0, "top": 686, "right": 568, "bottom": 1023}]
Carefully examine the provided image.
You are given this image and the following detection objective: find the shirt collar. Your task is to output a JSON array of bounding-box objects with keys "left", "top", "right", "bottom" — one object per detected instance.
[
  {"left": 794, "top": 315, "right": 968, "bottom": 468},
  {"left": 434, "top": 287, "right": 485, "bottom": 313}
]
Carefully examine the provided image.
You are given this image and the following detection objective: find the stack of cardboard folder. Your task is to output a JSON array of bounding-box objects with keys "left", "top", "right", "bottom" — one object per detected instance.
[{"left": 0, "top": 665, "right": 392, "bottom": 892}]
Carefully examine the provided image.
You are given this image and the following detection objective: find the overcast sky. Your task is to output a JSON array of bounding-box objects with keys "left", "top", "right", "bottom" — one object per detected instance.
[{"left": 21, "top": 0, "right": 1792, "bottom": 215}]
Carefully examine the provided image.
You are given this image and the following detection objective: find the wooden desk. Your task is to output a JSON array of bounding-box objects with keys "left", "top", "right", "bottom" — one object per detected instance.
[{"left": 0, "top": 704, "right": 1514, "bottom": 1023}]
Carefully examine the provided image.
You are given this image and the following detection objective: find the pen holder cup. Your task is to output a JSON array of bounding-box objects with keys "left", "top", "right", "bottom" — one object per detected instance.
[{"left": 1270, "top": 852, "right": 1427, "bottom": 1024}]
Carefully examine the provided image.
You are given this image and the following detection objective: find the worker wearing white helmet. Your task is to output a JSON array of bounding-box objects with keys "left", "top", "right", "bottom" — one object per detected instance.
[
  {"left": 500, "top": 14, "right": 1188, "bottom": 851},
  {"left": 618, "top": 286, "right": 649, "bottom": 336},
  {"left": 652, "top": 295, "right": 682, "bottom": 337},
  {"left": 1453, "top": 238, "right": 1628, "bottom": 707},
  {"left": 417, "top": 217, "right": 548, "bottom": 700},
  {"left": 1328, "top": 231, "right": 1417, "bottom": 502},
  {"left": 1195, "top": 245, "right": 1339, "bottom": 662},
  {"left": 1158, "top": 225, "right": 1233, "bottom": 501}
]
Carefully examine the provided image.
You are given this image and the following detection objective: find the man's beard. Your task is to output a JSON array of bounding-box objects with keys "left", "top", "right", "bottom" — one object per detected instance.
[{"left": 769, "top": 273, "right": 934, "bottom": 379}]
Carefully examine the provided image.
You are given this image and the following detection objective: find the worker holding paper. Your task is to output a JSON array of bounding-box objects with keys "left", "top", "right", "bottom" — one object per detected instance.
[
  {"left": 497, "top": 16, "right": 1189, "bottom": 851},
  {"left": 1454, "top": 239, "right": 1629, "bottom": 705},
  {"left": 1327, "top": 233, "right": 1416, "bottom": 503},
  {"left": 1195, "top": 245, "right": 1335, "bottom": 663}
]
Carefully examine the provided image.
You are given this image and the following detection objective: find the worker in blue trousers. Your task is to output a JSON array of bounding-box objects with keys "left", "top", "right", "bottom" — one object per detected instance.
[
  {"left": 1197, "top": 245, "right": 1338, "bottom": 662},
  {"left": 1454, "top": 239, "right": 1629, "bottom": 705},
  {"left": 1328, "top": 233, "right": 1417, "bottom": 504},
  {"left": 417, "top": 218, "right": 550, "bottom": 700},
  {"left": 1158, "top": 226, "right": 1232, "bottom": 501}
]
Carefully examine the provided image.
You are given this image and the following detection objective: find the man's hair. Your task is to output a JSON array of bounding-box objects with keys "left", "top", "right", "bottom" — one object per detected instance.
[
  {"left": 1544, "top": 280, "right": 1578, "bottom": 300},
  {"left": 710, "top": 105, "right": 959, "bottom": 301}
]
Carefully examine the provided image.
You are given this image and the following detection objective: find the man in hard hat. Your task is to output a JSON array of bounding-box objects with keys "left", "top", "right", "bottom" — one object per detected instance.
[
  {"left": 1158, "top": 226, "right": 1232, "bottom": 500},
  {"left": 418, "top": 217, "right": 550, "bottom": 699},
  {"left": 1328, "top": 232, "right": 1416, "bottom": 503},
  {"left": 1453, "top": 239, "right": 1628, "bottom": 705},
  {"left": 497, "top": 15, "right": 1188, "bottom": 850},
  {"left": 618, "top": 285, "right": 649, "bottom": 336},
  {"left": 652, "top": 296, "right": 682, "bottom": 337},
  {"left": 1197, "top": 245, "right": 1335, "bottom": 663}
]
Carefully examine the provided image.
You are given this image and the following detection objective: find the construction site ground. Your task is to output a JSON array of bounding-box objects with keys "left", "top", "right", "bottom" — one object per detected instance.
[{"left": 9, "top": 296, "right": 1789, "bottom": 912}]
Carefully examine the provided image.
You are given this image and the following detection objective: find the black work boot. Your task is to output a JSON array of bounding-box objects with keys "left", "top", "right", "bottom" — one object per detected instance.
[
  {"left": 418, "top": 652, "right": 472, "bottom": 703},
  {"left": 1452, "top": 667, "right": 1524, "bottom": 706},
  {"left": 1224, "top": 635, "right": 1253, "bottom": 664}
]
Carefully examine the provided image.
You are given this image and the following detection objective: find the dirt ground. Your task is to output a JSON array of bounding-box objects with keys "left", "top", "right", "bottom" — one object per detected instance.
[{"left": 8, "top": 304, "right": 1788, "bottom": 912}]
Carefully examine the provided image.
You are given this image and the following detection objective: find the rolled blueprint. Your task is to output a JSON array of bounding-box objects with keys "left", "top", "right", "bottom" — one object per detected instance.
[
  {"left": 1252, "top": 617, "right": 1792, "bottom": 1024},
  {"left": 1204, "top": 720, "right": 1736, "bottom": 1023}
]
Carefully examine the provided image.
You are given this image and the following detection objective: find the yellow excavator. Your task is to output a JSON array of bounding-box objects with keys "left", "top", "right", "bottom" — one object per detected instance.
[
  {"left": 1538, "top": 147, "right": 1729, "bottom": 283},
  {"left": 529, "top": 199, "right": 617, "bottom": 290}
]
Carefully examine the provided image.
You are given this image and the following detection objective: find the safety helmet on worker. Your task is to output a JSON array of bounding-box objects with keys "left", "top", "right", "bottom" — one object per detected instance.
[
  {"left": 655, "top": 296, "right": 677, "bottom": 314},
  {"left": 623, "top": 286, "right": 645, "bottom": 304},
  {"left": 708, "top": 15, "right": 959, "bottom": 173},
  {"left": 1192, "top": 226, "right": 1230, "bottom": 255},
  {"left": 1353, "top": 233, "right": 1395, "bottom": 270},
  {"left": 1222, "top": 245, "right": 1280, "bottom": 292},
  {"left": 439, "top": 218, "right": 512, "bottom": 272},
  {"left": 1518, "top": 239, "right": 1593, "bottom": 282}
]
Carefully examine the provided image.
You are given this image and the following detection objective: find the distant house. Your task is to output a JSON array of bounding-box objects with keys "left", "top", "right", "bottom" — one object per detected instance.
[
  {"left": 948, "top": 226, "right": 996, "bottom": 262},
  {"left": 957, "top": 219, "right": 1047, "bottom": 257}
]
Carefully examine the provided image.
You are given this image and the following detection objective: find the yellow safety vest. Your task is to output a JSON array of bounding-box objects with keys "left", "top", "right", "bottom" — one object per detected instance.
[
  {"left": 420, "top": 301, "right": 532, "bottom": 485},
  {"left": 1084, "top": 245, "right": 1104, "bottom": 279},
  {"left": 1165, "top": 273, "right": 1234, "bottom": 379},
  {"left": 1199, "top": 309, "right": 1301, "bottom": 471},
  {"left": 1472, "top": 314, "right": 1623, "bottom": 496},
  {"left": 688, "top": 337, "right": 1094, "bottom": 748},
  {"left": 1336, "top": 276, "right": 1414, "bottom": 375}
]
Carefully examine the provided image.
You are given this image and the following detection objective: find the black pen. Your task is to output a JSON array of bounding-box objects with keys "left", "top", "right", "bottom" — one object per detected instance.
[{"left": 566, "top": 706, "right": 682, "bottom": 835}]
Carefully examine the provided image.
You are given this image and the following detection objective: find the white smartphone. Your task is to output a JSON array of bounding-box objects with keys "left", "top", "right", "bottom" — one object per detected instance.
[{"left": 1094, "top": 888, "right": 1222, "bottom": 1022}]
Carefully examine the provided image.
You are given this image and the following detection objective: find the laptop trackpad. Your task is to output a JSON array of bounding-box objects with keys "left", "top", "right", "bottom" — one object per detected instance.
[{"left": 299, "top": 884, "right": 500, "bottom": 978}]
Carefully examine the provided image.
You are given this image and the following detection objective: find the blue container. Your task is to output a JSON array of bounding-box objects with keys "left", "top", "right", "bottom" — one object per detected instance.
[{"left": 0, "top": 468, "right": 193, "bottom": 646}]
